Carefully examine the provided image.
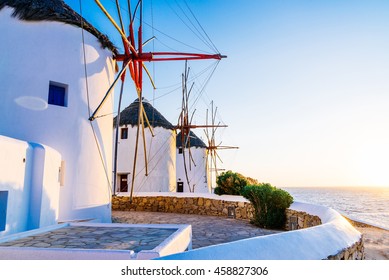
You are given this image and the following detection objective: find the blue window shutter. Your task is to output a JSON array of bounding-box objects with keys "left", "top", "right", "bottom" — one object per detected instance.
[
  {"left": 48, "top": 84, "right": 66, "bottom": 107},
  {"left": 0, "top": 191, "right": 8, "bottom": 231}
]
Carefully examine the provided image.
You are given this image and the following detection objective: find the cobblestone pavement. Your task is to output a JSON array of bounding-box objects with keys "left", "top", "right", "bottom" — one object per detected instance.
[
  {"left": 0, "top": 226, "right": 175, "bottom": 252},
  {"left": 112, "top": 211, "right": 281, "bottom": 249}
]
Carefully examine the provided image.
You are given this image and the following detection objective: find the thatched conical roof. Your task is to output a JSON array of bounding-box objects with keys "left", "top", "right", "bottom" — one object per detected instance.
[
  {"left": 0, "top": 0, "right": 116, "bottom": 53},
  {"left": 114, "top": 98, "right": 175, "bottom": 130},
  {"left": 176, "top": 130, "right": 207, "bottom": 148}
]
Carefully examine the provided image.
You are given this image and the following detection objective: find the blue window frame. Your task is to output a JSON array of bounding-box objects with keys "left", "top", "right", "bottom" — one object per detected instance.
[
  {"left": 48, "top": 82, "right": 67, "bottom": 107},
  {"left": 0, "top": 191, "right": 8, "bottom": 231}
]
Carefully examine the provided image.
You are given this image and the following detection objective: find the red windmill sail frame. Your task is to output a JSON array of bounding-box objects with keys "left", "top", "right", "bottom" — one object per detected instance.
[
  {"left": 89, "top": 1, "right": 226, "bottom": 121},
  {"left": 89, "top": 0, "right": 225, "bottom": 200}
]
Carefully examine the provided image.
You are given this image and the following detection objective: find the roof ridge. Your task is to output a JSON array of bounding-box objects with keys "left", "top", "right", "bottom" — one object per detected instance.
[
  {"left": 176, "top": 130, "right": 207, "bottom": 148},
  {"left": 114, "top": 99, "right": 175, "bottom": 130}
]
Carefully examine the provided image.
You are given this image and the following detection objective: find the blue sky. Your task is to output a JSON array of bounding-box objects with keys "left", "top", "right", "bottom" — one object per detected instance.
[{"left": 67, "top": 0, "right": 389, "bottom": 187}]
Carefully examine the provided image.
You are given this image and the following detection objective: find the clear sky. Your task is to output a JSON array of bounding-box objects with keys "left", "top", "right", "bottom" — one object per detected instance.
[{"left": 67, "top": 0, "right": 389, "bottom": 187}]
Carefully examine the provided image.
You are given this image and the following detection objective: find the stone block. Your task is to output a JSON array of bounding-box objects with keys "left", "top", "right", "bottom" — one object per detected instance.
[{"left": 212, "top": 199, "right": 220, "bottom": 207}]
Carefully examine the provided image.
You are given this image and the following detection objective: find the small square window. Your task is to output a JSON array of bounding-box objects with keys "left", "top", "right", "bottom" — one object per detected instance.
[
  {"left": 121, "top": 128, "right": 128, "bottom": 139},
  {"left": 178, "top": 147, "right": 183, "bottom": 154},
  {"left": 48, "top": 82, "right": 67, "bottom": 107}
]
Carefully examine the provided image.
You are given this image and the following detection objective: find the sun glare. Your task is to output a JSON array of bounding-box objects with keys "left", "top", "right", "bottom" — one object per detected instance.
[{"left": 354, "top": 143, "right": 389, "bottom": 187}]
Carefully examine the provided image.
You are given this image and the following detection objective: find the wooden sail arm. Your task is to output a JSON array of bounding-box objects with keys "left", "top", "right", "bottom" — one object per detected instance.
[
  {"left": 182, "top": 147, "right": 193, "bottom": 192},
  {"left": 94, "top": 0, "right": 137, "bottom": 55},
  {"left": 89, "top": 59, "right": 131, "bottom": 121},
  {"left": 209, "top": 168, "right": 225, "bottom": 172},
  {"left": 115, "top": 52, "right": 226, "bottom": 62},
  {"left": 207, "top": 145, "right": 239, "bottom": 150},
  {"left": 175, "top": 124, "right": 227, "bottom": 130}
]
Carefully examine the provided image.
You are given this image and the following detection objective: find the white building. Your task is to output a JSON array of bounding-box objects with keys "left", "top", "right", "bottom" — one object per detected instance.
[
  {"left": 0, "top": 135, "right": 62, "bottom": 237},
  {"left": 0, "top": 0, "right": 116, "bottom": 233},
  {"left": 114, "top": 99, "right": 176, "bottom": 193},
  {"left": 176, "top": 131, "right": 210, "bottom": 193}
]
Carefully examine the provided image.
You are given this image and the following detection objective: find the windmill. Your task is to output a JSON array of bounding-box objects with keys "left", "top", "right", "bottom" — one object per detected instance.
[
  {"left": 204, "top": 101, "right": 239, "bottom": 191},
  {"left": 87, "top": 0, "right": 226, "bottom": 201},
  {"left": 176, "top": 62, "right": 210, "bottom": 192},
  {"left": 176, "top": 62, "right": 196, "bottom": 192},
  {"left": 175, "top": 62, "right": 228, "bottom": 192}
]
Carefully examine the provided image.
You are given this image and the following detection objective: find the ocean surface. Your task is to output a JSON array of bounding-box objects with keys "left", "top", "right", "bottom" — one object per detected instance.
[{"left": 281, "top": 187, "right": 389, "bottom": 230}]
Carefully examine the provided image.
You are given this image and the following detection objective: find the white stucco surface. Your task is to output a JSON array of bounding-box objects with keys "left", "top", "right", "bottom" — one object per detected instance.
[
  {"left": 0, "top": 135, "right": 61, "bottom": 237},
  {"left": 114, "top": 126, "right": 176, "bottom": 193},
  {"left": 0, "top": 136, "right": 32, "bottom": 236},
  {"left": 33, "top": 144, "right": 62, "bottom": 229},
  {"left": 176, "top": 147, "right": 209, "bottom": 193},
  {"left": 0, "top": 8, "right": 115, "bottom": 223},
  {"left": 158, "top": 201, "right": 362, "bottom": 260}
]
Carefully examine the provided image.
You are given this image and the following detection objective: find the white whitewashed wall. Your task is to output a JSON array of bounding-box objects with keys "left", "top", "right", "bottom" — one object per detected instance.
[
  {"left": 0, "top": 135, "right": 61, "bottom": 237},
  {"left": 176, "top": 147, "right": 209, "bottom": 193},
  {"left": 114, "top": 126, "right": 176, "bottom": 193},
  {"left": 0, "top": 8, "right": 115, "bottom": 223}
]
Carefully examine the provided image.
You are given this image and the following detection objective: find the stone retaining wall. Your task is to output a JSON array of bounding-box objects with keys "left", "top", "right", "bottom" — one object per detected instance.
[
  {"left": 326, "top": 238, "right": 364, "bottom": 260},
  {"left": 112, "top": 195, "right": 321, "bottom": 230},
  {"left": 112, "top": 195, "right": 254, "bottom": 220},
  {"left": 285, "top": 209, "right": 322, "bottom": 231}
]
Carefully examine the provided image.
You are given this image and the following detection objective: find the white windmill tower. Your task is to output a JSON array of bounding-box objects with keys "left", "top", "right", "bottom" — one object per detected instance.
[
  {"left": 0, "top": 0, "right": 116, "bottom": 225},
  {"left": 113, "top": 98, "right": 176, "bottom": 193},
  {"left": 176, "top": 130, "right": 209, "bottom": 193}
]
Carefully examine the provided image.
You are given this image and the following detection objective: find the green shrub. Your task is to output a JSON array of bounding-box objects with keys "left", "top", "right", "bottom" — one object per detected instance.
[
  {"left": 245, "top": 176, "right": 259, "bottom": 185},
  {"left": 241, "top": 184, "right": 293, "bottom": 229},
  {"left": 213, "top": 186, "right": 224, "bottom": 195},
  {"left": 214, "top": 171, "right": 248, "bottom": 195}
]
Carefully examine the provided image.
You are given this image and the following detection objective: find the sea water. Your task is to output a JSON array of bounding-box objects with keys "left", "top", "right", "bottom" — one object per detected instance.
[{"left": 281, "top": 186, "right": 389, "bottom": 230}]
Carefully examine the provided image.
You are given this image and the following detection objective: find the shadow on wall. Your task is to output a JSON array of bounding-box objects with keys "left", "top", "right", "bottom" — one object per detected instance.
[
  {"left": 65, "top": 44, "right": 113, "bottom": 213},
  {"left": 0, "top": 186, "right": 58, "bottom": 238}
]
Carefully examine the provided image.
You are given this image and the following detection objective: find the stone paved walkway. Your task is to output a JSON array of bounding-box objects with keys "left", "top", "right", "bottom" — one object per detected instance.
[
  {"left": 0, "top": 212, "right": 281, "bottom": 252},
  {"left": 0, "top": 226, "right": 176, "bottom": 252},
  {"left": 112, "top": 211, "right": 281, "bottom": 249}
]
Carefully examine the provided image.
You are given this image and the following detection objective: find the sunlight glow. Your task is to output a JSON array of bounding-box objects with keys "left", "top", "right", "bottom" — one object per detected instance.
[{"left": 354, "top": 143, "right": 389, "bottom": 187}]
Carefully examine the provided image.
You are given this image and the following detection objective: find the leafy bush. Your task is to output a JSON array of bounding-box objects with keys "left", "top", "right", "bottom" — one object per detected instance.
[
  {"left": 214, "top": 171, "right": 248, "bottom": 195},
  {"left": 241, "top": 184, "right": 293, "bottom": 229},
  {"left": 245, "top": 176, "right": 259, "bottom": 185}
]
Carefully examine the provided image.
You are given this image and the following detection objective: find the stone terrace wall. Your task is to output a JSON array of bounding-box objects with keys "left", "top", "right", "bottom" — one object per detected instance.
[
  {"left": 285, "top": 209, "right": 322, "bottom": 231},
  {"left": 326, "top": 238, "right": 364, "bottom": 260},
  {"left": 112, "top": 195, "right": 254, "bottom": 220},
  {"left": 112, "top": 195, "right": 322, "bottom": 230}
]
